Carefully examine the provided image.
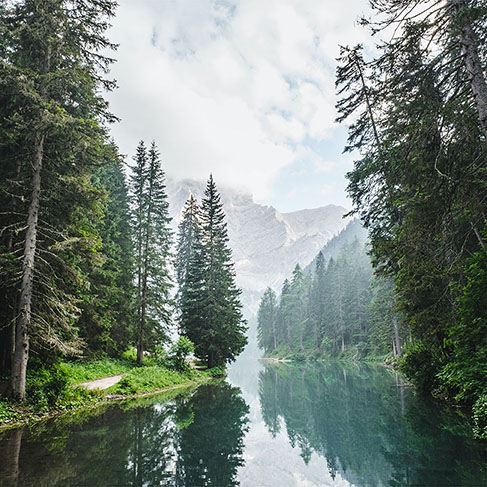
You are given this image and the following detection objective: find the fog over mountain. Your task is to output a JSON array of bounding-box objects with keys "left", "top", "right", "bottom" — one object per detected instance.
[{"left": 167, "top": 178, "right": 351, "bottom": 297}]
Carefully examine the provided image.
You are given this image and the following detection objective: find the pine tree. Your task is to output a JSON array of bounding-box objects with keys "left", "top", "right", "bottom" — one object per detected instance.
[
  {"left": 175, "top": 195, "right": 200, "bottom": 312},
  {"left": 0, "top": 0, "right": 118, "bottom": 400},
  {"left": 180, "top": 176, "right": 247, "bottom": 367},
  {"left": 278, "top": 279, "right": 292, "bottom": 349},
  {"left": 310, "top": 251, "right": 326, "bottom": 349},
  {"left": 179, "top": 225, "right": 207, "bottom": 357},
  {"left": 130, "top": 141, "right": 148, "bottom": 345},
  {"left": 257, "top": 288, "right": 278, "bottom": 353},
  {"left": 130, "top": 141, "right": 173, "bottom": 364},
  {"left": 77, "top": 151, "right": 135, "bottom": 355}
]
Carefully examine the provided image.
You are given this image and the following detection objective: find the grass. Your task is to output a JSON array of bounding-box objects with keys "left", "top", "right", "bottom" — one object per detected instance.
[
  {"left": 0, "top": 357, "right": 223, "bottom": 429},
  {"left": 58, "top": 358, "right": 135, "bottom": 385},
  {"left": 107, "top": 366, "right": 197, "bottom": 395},
  {"left": 107, "top": 364, "right": 225, "bottom": 396}
]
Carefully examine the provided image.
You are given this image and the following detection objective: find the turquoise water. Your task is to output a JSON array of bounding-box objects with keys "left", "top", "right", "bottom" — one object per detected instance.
[{"left": 0, "top": 360, "right": 486, "bottom": 486}]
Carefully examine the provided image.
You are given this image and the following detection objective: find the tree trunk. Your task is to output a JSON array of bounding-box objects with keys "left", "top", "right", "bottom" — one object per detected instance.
[
  {"left": 137, "top": 159, "right": 155, "bottom": 366},
  {"left": 449, "top": 0, "right": 487, "bottom": 137},
  {"left": 392, "top": 312, "right": 402, "bottom": 357},
  {"left": 9, "top": 134, "right": 44, "bottom": 401},
  {"left": 271, "top": 315, "right": 277, "bottom": 350},
  {"left": 133, "top": 409, "right": 143, "bottom": 487},
  {"left": 208, "top": 350, "right": 215, "bottom": 369},
  {"left": 137, "top": 294, "right": 146, "bottom": 365},
  {"left": 0, "top": 427, "right": 23, "bottom": 485}
]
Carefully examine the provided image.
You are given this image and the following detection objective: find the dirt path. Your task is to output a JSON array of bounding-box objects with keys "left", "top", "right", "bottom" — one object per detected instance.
[{"left": 79, "top": 375, "right": 123, "bottom": 390}]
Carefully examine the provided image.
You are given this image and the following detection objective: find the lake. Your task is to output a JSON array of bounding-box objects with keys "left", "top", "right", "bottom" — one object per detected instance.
[{"left": 0, "top": 359, "right": 486, "bottom": 486}]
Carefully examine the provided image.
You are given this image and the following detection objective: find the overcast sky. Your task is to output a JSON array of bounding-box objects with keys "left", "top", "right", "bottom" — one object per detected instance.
[{"left": 106, "top": 0, "right": 372, "bottom": 212}]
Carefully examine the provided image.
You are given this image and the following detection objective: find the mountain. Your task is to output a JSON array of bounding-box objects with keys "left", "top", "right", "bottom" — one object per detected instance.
[{"left": 167, "top": 178, "right": 351, "bottom": 296}]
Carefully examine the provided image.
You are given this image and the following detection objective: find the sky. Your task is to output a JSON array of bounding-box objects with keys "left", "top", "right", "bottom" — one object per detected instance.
[{"left": 105, "top": 0, "right": 372, "bottom": 212}]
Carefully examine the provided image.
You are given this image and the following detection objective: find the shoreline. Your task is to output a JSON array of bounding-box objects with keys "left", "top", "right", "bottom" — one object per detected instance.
[{"left": 0, "top": 375, "right": 213, "bottom": 432}]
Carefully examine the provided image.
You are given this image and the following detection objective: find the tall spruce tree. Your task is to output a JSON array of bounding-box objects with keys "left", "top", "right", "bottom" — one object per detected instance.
[
  {"left": 257, "top": 287, "right": 278, "bottom": 353},
  {"left": 179, "top": 176, "right": 247, "bottom": 367},
  {"left": 0, "top": 0, "right": 118, "bottom": 400},
  {"left": 175, "top": 195, "right": 200, "bottom": 312},
  {"left": 130, "top": 141, "right": 173, "bottom": 364},
  {"left": 77, "top": 152, "right": 135, "bottom": 355}
]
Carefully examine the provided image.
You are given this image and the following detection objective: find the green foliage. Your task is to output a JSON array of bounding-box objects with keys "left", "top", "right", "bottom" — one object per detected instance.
[
  {"left": 258, "top": 232, "right": 381, "bottom": 361},
  {"left": 130, "top": 140, "right": 173, "bottom": 364},
  {"left": 168, "top": 336, "right": 195, "bottom": 372},
  {"left": 257, "top": 287, "right": 278, "bottom": 353},
  {"left": 472, "top": 395, "right": 487, "bottom": 440},
  {"left": 77, "top": 157, "right": 135, "bottom": 356},
  {"left": 0, "top": 400, "right": 21, "bottom": 424},
  {"left": 437, "top": 245, "right": 487, "bottom": 404},
  {"left": 0, "top": 0, "right": 120, "bottom": 377},
  {"left": 178, "top": 176, "right": 247, "bottom": 368},
  {"left": 203, "top": 366, "right": 226, "bottom": 378},
  {"left": 26, "top": 364, "right": 70, "bottom": 410},
  {"left": 334, "top": 0, "right": 487, "bottom": 436},
  {"left": 399, "top": 343, "right": 441, "bottom": 394}
]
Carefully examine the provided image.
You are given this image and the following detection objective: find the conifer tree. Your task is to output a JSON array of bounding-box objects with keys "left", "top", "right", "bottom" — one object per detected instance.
[
  {"left": 130, "top": 141, "right": 148, "bottom": 340},
  {"left": 310, "top": 251, "right": 326, "bottom": 349},
  {"left": 130, "top": 141, "right": 173, "bottom": 364},
  {"left": 257, "top": 288, "right": 278, "bottom": 353},
  {"left": 0, "top": 0, "right": 118, "bottom": 400},
  {"left": 180, "top": 176, "right": 247, "bottom": 367},
  {"left": 77, "top": 153, "right": 135, "bottom": 355},
  {"left": 175, "top": 195, "right": 200, "bottom": 311}
]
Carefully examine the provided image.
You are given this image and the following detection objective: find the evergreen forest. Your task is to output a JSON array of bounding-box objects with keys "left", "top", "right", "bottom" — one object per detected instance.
[
  {"left": 258, "top": 0, "right": 487, "bottom": 439},
  {"left": 1, "top": 0, "right": 487, "bottom": 449},
  {"left": 0, "top": 0, "right": 246, "bottom": 408}
]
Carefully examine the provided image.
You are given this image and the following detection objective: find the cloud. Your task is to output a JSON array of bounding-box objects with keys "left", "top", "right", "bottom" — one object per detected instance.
[{"left": 106, "top": 0, "right": 370, "bottom": 201}]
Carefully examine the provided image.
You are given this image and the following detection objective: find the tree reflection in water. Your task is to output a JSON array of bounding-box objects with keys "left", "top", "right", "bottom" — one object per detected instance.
[
  {"left": 0, "top": 382, "right": 249, "bottom": 487},
  {"left": 258, "top": 362, "right": 487, "bottom": 487}
]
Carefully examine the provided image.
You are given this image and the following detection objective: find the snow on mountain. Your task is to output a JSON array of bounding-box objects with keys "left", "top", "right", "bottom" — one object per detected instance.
[{"left": 167, "top": 178, "right": 351, "bottom": 295}]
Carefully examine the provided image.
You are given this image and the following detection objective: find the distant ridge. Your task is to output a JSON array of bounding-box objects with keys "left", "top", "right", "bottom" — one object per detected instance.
[{"left": 166, "top": 177, "right": 351, "bottom": 294}]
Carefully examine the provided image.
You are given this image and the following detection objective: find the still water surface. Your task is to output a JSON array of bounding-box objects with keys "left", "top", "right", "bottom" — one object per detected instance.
[{"left": 0, "top": 360, "right": 486, "bottom": 486}]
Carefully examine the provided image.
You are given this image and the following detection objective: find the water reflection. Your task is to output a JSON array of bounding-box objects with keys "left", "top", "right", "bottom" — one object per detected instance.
[
  {"left": 1, "top": 363, "right": 486, "bottom": 487},
  {"left": 0, "top": 383, "right": 249, "bottom": 487},
  {"left": 258, "top": 363, "right": 487, "bottom": 486}
]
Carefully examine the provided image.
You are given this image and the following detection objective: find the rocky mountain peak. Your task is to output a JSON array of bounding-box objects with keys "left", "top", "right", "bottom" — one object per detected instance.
[{"left": 167, "top": 177, "right": 351, "bottom": 293}]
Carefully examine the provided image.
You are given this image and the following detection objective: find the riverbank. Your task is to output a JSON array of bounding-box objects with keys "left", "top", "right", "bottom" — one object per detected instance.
[
  {"left": 0, "top": 358, "right": 224, "bottom": 431},
  {"left": 260, "top": 349, "right": 392, "bottom": 365}
]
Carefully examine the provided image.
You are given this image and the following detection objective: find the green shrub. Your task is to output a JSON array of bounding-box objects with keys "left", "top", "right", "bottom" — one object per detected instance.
[
  {"left": 472, "top": 395, "right": 487, "bottom": 440},
  {"left": 168, "top": 336, "right": 195, "bottom": 372},
  {"left": 26, "top": 364, "right": 69, "bottom": 410},
  {"left": 0, "top": 400, "right": 21, "bottom": 424},
  {"left": 205, "top": 366, "right": 226, "bottom": 377},
  {"left": 122, "top": 347, "right": 137, "bottom": 362},
  {"left": 399, "top": 342, "right": 440, "bottom": 394}
]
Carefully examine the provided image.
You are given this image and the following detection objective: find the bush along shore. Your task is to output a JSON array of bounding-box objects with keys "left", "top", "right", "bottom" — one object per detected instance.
[{"left": 0, "top": 345, "right": 224, "bottom": 430}]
